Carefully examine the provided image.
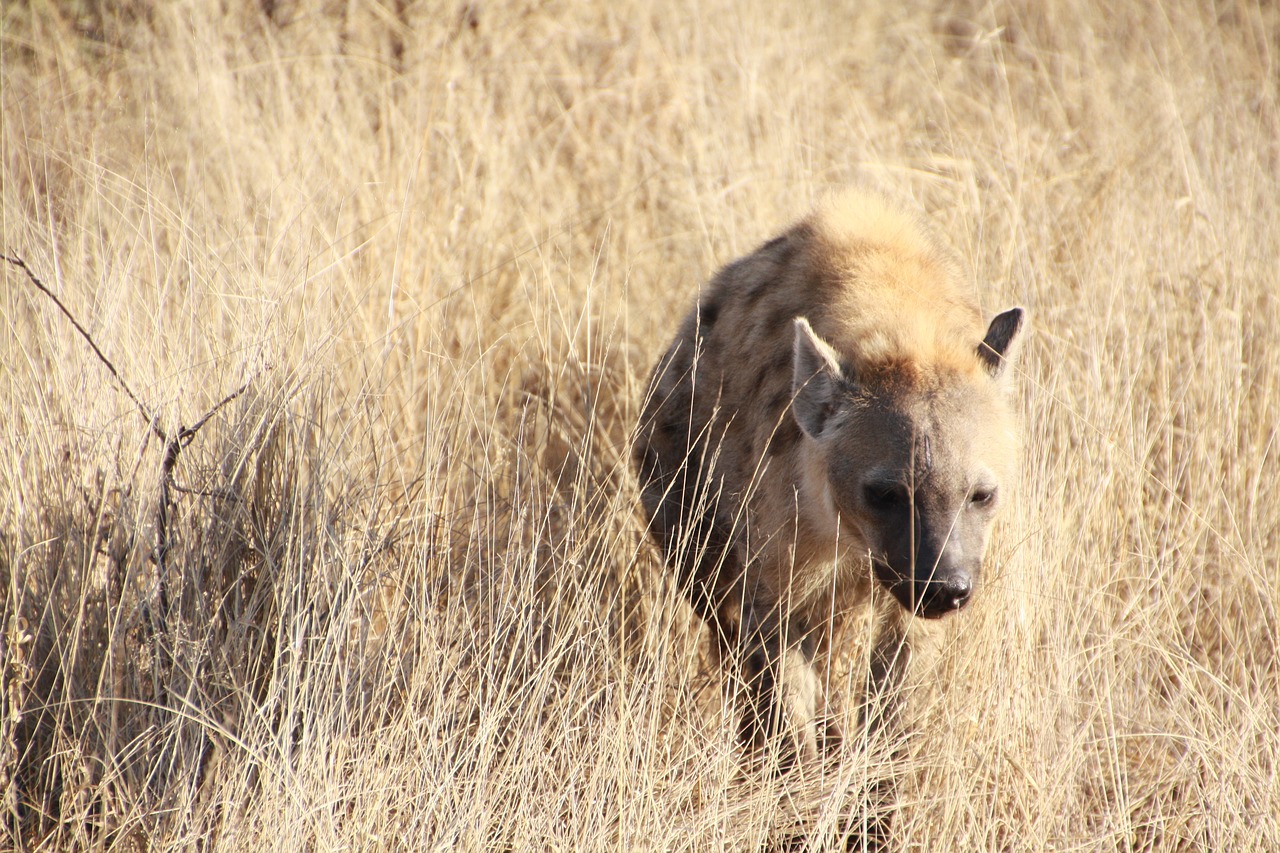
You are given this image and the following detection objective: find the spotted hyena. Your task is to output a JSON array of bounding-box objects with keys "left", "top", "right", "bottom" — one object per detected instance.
[{"left": 633, "top": 189, "right": 1025, "bottom": 763}]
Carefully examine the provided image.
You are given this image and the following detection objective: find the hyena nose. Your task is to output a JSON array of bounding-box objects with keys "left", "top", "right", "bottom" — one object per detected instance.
[{"left": 918, "top": 575, "right": 973, "bottom": 618}]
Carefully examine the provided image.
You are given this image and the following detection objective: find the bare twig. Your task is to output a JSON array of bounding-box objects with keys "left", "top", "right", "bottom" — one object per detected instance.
[
  {"left": 4, "top": 253, "right": 164, "bottom": 442},
  {"left": 5, "top": 252, "right": 266, "bottom": 703},
  {"left": 183, "top": 376, "right": 258, "bottom": 442}
]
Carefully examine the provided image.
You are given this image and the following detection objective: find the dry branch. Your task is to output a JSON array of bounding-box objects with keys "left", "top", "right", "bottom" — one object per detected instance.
[
  {"left": 3, "top": 253, "right": 159, "bottom": 435},
  {"left": 3, "top": 252, "right": 264, "bottom": 679}
]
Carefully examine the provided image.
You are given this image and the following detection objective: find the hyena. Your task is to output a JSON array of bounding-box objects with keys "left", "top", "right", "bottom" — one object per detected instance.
[{"left": 633, "top": 189, "right": 1024, "bottom": 764}]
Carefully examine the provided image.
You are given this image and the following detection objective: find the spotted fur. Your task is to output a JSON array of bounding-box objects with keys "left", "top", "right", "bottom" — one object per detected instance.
[{"left": 633, "top": 189, "right": 1026, "bottom": 762}]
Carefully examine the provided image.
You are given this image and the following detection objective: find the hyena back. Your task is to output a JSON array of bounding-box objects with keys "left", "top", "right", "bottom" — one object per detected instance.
[{"left": 633, "top": 189, "right": 1025, "bottom": 762}]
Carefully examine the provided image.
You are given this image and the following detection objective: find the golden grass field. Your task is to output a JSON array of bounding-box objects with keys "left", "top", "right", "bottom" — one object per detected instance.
[{"left": 2, "top": 1, "right": 1278, "bottom": 849}]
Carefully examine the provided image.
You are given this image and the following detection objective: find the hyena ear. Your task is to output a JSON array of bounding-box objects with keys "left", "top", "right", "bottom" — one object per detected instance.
[
  {"left": 978, "top": 307, "right": 1026, "bottom": 381},
  {"left": 792, "top": 317, "right": 846, "bottom": 439}
]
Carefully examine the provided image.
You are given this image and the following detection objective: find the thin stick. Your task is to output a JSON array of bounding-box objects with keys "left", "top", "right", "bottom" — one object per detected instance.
[
  {"left": 6, "top": 251, "right": 265, "bottom": 708},
  {"left": 182, "top": 376, "right": 258, "bottom": 442},
  {"left": 4, "top": 253, "right": 165, "bottom": 441}
]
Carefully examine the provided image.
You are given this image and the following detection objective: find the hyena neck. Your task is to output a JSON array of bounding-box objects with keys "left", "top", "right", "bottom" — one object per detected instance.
[{"left": 793, "top": 444, "right": 864, "bottom": 566}]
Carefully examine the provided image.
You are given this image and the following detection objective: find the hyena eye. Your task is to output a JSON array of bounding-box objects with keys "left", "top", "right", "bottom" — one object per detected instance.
[
  {"left": 863, "top": 483, "right": 909, "bottom": 513},
  {"left": 968, "top": 487, "right": 998, "bottom": 508}
]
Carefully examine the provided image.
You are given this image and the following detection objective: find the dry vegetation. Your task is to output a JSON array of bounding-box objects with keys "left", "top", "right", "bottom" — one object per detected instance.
[{"left": 2, "top": 1, "right": 1278, "bottom": 850}]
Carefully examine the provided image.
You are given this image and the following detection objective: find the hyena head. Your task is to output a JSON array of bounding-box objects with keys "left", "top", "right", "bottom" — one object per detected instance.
[{"left": 791, "top": 310, "right": 1025, "bottom": 619}]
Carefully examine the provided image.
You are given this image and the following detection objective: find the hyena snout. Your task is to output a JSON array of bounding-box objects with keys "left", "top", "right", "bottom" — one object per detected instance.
[
  {"left": 914, "top": 569, "right": 974, "bottom": 617},
  {"left": 875, "top": 525, "right": 982, "bottom": 619},
  {"left": 877, "top": 558, "right": 975, "bottom": 618}
]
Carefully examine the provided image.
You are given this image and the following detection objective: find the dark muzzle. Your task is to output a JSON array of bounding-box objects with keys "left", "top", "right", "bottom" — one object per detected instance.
[{"left": 875, "top": 560, "right": 975, "bottom": 619}]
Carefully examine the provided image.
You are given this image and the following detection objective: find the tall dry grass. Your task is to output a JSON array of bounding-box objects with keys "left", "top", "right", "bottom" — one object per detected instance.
[{"left": 2, "top": 1, "right": 1277, "bottom": 849}]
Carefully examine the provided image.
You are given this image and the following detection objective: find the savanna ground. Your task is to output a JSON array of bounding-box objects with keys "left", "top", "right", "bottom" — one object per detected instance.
[{"left": 2, "top": 1, "right": 1278, "bottom": 850}]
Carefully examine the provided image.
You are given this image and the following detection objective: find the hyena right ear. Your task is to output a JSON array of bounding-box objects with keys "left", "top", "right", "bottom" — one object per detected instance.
[
  {"left": 978, "top": 307, "right": 1026, "bottom": 381},
  {"left": 792, "top": 317, "right": 846, "bottom": 439}
]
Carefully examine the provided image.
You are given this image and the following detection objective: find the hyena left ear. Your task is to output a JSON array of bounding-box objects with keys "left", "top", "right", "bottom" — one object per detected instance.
[
  {"left": 792, "top": 317, "right": 846, "bottom": 439},
  {"left": 978, "top": 307, "right": 1026, "bottom": 381}
]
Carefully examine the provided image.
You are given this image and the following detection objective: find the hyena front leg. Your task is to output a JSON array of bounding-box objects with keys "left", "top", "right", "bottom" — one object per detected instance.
[
  {"left": 737, "top": 609, "right": 822, "bottom": 770},
  {"left": 840, "top": 613, "right": 914, "bottom": 851},
  {"left": 862, "top": 611, "right": 912, "bottom": 736}
]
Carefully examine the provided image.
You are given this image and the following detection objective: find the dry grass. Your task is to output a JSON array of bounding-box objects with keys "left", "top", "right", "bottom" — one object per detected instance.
[{"left": 2, "top": 1, "right": 1278, "bottom": 850}]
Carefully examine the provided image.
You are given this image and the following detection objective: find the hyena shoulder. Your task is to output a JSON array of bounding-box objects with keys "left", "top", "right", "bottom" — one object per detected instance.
[{"left": 668, "top": 189, "right": 996, "bottom": 463}]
